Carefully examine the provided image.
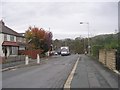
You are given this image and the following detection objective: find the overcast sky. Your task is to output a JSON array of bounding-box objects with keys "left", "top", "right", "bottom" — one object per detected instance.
[{"left": 1, "top": 0, "right": 119, "bottom": 39}]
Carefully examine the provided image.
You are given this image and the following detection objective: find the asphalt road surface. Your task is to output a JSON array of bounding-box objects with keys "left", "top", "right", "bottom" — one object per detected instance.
[
  {"left": 71, "top": 55, "right": 119, "bottom": 88},
  {"left": 2, "top": 54, "right": 119, "bottom": 89},
  {"left": 2, "top": 54, "right": 79, "bottom": 88}
]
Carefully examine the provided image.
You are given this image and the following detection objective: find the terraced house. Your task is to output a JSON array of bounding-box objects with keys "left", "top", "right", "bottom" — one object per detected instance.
[{"left": 0, "top": 20, "right": 26, "bottom": 58}]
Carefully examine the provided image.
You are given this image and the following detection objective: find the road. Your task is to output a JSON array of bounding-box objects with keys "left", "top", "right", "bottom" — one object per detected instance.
[
  {"left": 2, "top": 54, "right": 119, "bottom": 89},
  {"left": 2, "top": 54, "right": 79, "bottom": 88}
]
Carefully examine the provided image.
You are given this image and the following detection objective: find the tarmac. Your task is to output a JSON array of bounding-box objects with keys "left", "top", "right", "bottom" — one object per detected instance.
[{"left": 70, "top": 55, "right": 120, "bottom": 88}]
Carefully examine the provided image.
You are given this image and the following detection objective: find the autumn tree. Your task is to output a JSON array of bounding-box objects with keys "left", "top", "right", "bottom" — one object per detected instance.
[{"left": 25, "top": 26, "right": 53, "bottom": 53}]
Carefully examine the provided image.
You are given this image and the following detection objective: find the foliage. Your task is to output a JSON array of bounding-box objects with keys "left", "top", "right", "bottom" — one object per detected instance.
[
  {"left": 53, "top": 37, "right": 86, "bottom": 54},
  {"left": 52, "top": 33, "right": 119, "bottom": 57},
  {"left": 91, "top": 45, "right": 103, "bottom": 58},
  {"left": 25, "top": 26, "right": 53, "bottom": 53},
  {"left": 91, "top": 33, "right": 119, "bottom": 58}
]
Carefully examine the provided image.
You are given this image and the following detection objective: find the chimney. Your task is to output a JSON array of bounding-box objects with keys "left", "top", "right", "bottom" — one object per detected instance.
[{"left": 0, "top": 20, "right": 5, "bottom": 26}]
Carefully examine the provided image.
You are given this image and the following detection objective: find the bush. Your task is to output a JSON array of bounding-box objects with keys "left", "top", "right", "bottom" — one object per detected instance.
[{"left": 91, "top": 45, "right": 103, "bottom": 59}]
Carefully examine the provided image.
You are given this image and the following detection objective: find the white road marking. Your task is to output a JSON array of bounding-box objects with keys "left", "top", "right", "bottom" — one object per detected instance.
[{"left": 64, "top": 56, "right": 80, "bottom": 88}]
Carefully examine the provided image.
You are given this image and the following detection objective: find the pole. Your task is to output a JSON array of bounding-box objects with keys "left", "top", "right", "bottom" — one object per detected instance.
[
  {"left": 80, "top": 22, "right": 90, "bottom": 55},
  {"left": 83, "top": 38, "right": 86, "bottom": 54},
  {"left": 37, "top": 54, "right": 40, "bottom": 64},
  {"left": 25, "top": 55, "right": 29, "bottom": 65},
  {"left": 87, "top": 23, "right": 90, "bottom": 55}
]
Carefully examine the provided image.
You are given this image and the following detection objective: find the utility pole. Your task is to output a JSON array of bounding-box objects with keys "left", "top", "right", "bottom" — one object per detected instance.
[{"left": 87, "top": 22, "right": 90, "bottom": 55}]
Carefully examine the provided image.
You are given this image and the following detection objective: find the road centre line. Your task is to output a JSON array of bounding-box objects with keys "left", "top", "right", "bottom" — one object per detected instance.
[{"left": 64, "top": 56, "right": 80, "bottom": 89}]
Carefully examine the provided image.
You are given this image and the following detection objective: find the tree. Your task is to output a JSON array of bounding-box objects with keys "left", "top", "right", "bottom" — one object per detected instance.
[{"left": 25, "top": 26, "right": 53, "bottom": 53}]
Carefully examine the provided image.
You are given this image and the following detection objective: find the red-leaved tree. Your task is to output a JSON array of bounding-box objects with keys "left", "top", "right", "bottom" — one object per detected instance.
[{"left": 25, "top": 26, "right": 53, "bottom": 53}]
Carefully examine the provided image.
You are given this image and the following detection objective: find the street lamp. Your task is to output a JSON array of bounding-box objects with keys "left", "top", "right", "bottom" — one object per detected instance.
[{"left": 80, "top": 22, "right": 90, "bottom": 55}]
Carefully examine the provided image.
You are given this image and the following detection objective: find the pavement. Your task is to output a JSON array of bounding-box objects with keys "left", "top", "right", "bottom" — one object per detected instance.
[
  {"left": 70, "top": 55, "right": 119, "bottom": 88},
  {"left": 2, "top": 56, "right": 54, "bottom": 72}
]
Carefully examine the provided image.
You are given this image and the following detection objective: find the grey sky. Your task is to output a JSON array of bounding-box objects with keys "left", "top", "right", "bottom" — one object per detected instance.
[{"left": 1, "top": 0, "right": 119, "bottom": 39}]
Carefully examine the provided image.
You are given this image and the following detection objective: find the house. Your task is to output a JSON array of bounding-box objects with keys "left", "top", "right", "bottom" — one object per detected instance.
[{"left": 0, "top": 20, "right": 26, "bottom": 58}]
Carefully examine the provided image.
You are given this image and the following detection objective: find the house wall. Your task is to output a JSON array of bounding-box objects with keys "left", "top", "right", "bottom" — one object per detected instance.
[
  {"left": 7, "top": 34, "right": 10, "bottom": 41},
  {"left": 18, "top": 37, "right": 25, "bottom": 43},
  {"left": 0, "top": 33, "right": 4, "bottom": 57},
  {"left": 14, "top": 36, "right": 16, "bottom": 42},
  {"left": 7, "top": 47, "right": 10, "bottom": 57}
]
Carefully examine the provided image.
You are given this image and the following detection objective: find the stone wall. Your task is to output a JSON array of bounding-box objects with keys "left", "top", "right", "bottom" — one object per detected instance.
[
  {"left": 99, "top": 49, "right": 106, "bottom": 65},
  {"left": 106, "top": 50, "right": 116, "bottom": 70},
  {"left": 99, "top": 49, "right": 117, "bottom": 71}
]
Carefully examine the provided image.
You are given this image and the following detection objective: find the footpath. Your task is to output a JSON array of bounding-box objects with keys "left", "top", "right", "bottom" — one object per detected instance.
[
  {"left": 70, "top": 55, "right": 120, "bottom": 89},
  {"left": 1, "top": 56, "right": 52, "bottom": 72}
]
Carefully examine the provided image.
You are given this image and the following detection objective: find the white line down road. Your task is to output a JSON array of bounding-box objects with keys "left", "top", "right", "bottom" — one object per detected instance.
[{"left": 64, "top": 56, "right": 80, "bottom": 88}]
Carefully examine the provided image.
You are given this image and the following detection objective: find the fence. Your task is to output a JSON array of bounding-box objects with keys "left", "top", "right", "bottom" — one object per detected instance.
[
  {"left": 2, "top": 55, "right": 25, "bottom": 69},
  {"left": 99, "top": 49, "right": 120, "bottom": 71},
  {"left": 19, "top": 49, "right": 43, "bottom": 59}
]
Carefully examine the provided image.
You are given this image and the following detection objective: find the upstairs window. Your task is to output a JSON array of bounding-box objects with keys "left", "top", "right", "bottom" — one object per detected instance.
[
  {"left": 10, "top": 35, "right": 14, "bottom": 42},
  {"left": 4, "top": 34, "right": 7, "bottom": 41},
  {"left": 16, "top": 37, "right": 19, "bottom": 42}
]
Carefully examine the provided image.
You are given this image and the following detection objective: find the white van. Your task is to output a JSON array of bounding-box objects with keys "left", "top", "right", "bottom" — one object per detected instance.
[{"left": 61, "top": 46, "right": 70, "bottom": 56}]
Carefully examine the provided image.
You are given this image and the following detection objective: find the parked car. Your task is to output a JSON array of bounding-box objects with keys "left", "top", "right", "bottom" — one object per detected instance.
[{"left": 54, "top": 52, "right": 58, "bottom": 55}]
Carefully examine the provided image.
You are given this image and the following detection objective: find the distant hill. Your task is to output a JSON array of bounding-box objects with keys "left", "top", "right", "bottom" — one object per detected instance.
[{"left": 53, "top": 32, "right": 119, "bottom": 55}]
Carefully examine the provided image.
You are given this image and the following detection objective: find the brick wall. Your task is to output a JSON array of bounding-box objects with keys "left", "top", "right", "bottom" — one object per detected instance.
[{"left": 99, "top": 49, "right": 117, "bottom": 71}]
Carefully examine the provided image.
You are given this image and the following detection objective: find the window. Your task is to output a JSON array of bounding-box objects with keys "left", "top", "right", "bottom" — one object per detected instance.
[
  {"left": 16, "top": 37, "right": 19, "bottom": 42},
  {"left": 10, "top": 35, "right": 14, "bottom": 41},
  {"left": 9, "top": 47, "right": 12, "bottom": 55},
  {"left": 4, "top": 34, "right": 7, "bottom": 41},
  {"left": 12, "top": 47, "right": 18, "bottom": 55},
  {"left": 9, "top": 46, "right": 18, "bottom": 55}
]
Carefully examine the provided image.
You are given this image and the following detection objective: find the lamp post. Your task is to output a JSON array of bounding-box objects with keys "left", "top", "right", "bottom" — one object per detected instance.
[{"left": 80, "top": 22, "right": 90, "bottom": 55}]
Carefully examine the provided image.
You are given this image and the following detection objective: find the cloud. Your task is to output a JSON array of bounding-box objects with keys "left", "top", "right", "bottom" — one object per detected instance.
[
  {"left": 2, "top": 2, "right": 118, "bottom": 39},
  {"left": 2, "top": 0, "right": 119, "bottom": 2},
  {"left": 0, "top": 2, "right": 2, "bottom": 19}
]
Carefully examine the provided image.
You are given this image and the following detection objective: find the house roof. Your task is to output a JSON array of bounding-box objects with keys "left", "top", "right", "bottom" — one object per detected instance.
[
  {"left": 2, "top": 41, "right": 19, "bottom": 46},
  {"left": 0, "top": 20, "right": 24, "bottom": 37},
  {"left": 2, "top": 41, "right": 26, "bottom": 47}
]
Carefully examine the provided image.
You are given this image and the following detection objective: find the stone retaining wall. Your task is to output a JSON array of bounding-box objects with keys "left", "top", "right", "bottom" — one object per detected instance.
[
  {"left": 99, "top": 49, "right": 117, "bottom": 71},
  {"left": 99, "top": 49, "right": 106, "bottom": 65}
]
